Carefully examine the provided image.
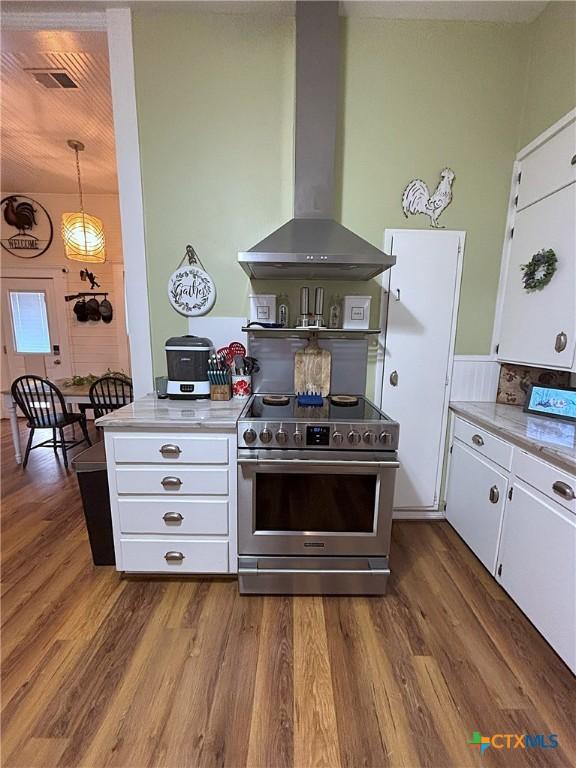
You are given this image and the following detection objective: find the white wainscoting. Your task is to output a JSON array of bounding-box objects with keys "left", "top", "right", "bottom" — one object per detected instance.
[{"left": 451, "top": 355, "right": 500, "bottom": 402}]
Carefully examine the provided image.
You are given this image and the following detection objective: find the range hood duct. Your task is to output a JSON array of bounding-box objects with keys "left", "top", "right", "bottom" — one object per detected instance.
[{"left": 238, "top": 1, "right": 394, "bottom": 281}]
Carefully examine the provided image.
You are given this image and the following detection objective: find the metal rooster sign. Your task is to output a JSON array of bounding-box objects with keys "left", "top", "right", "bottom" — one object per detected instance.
[
  {"left": 402, "top": 168, "right": 455, "bottom": 228},
  {"left": 1, "top": 195, "right": 53, "bottom": 257}
]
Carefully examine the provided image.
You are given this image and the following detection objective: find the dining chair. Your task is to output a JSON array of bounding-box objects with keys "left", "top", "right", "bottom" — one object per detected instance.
[
  {"left": 11, "top": 375, "right": 92, "bottom": 469},
  {"left": 89, "top": 375, "right": 133, "bottom": 420}
]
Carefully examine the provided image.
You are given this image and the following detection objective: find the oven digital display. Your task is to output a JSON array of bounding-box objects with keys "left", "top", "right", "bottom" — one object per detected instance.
[{"left": 306, "top": 425, "right": 330, "bottom": 446}]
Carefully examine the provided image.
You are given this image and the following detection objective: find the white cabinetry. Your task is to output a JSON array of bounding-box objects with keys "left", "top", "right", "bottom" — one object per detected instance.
[
  {"left": 495, "top": 111, "right": 576, "bottom": 371},
  {"left": 104, "top": 428, "right": 237, "bottom": 574},
  {"left": 497, "top": 184, "right": 575, "bottom": 368},
  {"left": 378, "top": 229, "right": 464, "bottom": 514},
  {"left": 446, "top": 414, "right": 576, "bottom": 673},
  {"left": 496, "top": 480, "right": 576, "bottom": 673},
  {"left": 515, "top": 120, "right": 576, "bottom": 210},
  {"left": 446, "top": 441, "right": 507, "bottom": 573}
]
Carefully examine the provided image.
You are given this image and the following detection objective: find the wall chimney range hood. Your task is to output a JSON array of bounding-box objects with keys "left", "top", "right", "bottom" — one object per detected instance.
[{"left": 238, "top": 1, "right": 394, "bottom": 281}]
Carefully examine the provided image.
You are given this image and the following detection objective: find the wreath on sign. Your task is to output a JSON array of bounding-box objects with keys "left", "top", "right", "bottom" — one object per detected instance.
[
  {"left": 520, "top": 248, "right": 557, "bottom": 292},
  {"left": 167, "top": 244, "right": 216, "bottom": 316}
]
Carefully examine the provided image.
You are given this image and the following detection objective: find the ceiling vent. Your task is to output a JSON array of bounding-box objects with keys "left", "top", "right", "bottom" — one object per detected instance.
[{"left": 27, "top": 69, "right": 79, "bottom": 89}]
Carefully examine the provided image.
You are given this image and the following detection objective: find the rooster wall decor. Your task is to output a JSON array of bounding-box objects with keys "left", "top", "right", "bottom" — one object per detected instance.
[
  {"left": 402, "top": 168, "right": 455, "bottom": 228},
  {"left": 1, "top": 195, "right": 53, "bottom": 258}
]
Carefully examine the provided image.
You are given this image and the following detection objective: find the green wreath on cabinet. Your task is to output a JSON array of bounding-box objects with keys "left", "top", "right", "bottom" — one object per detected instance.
[{"left": 520, "top": 248, "right": 557, "bottom": 292}]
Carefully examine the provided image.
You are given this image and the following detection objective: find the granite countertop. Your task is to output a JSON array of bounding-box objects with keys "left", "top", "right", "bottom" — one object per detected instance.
[
  {"left": 450, "top": 401, "right": 576, "bottom": 474},
  {"left": 96, "top": 394, "right": 246, "bottom": 430}
]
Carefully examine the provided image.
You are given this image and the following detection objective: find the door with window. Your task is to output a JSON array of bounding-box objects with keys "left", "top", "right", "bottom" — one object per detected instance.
[{"left": 1, "top": 277, "right": 71, "bottom": 396}]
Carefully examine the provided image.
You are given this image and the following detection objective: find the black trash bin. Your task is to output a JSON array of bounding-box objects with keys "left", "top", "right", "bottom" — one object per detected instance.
[{"left": 72, "top": 441, "right": 115, "bottom": 565}]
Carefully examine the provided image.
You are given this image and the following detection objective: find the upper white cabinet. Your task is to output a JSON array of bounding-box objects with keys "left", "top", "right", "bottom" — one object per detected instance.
[
  {"left": 516, "top": 121, "right": 576, "bottom": 211},
  {"left": 497, "top": 184, "right": 575, "bottom": 368},
  {"left": 496, "top": 111, "right": 576, "bottom": 371}
]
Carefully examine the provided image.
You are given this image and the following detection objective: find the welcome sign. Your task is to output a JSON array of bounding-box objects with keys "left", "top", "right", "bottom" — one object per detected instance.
[{"left": 1, "top": 195, "right": 53, "bottom": 258}]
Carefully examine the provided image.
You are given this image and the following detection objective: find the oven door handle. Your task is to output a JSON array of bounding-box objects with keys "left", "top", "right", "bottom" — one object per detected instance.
[{"left": 238, "top": 458, "right": 399, "bottom": 469}]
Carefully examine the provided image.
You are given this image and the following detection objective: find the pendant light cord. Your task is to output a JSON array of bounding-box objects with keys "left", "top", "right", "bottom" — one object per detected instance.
[{"left": 73, "top": 144, "right": 88, "bottom": 254}]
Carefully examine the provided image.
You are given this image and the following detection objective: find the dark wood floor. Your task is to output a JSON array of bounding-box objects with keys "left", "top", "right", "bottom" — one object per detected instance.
[{"left": 1, "top": 420, "right": 575, "bottom": 768}]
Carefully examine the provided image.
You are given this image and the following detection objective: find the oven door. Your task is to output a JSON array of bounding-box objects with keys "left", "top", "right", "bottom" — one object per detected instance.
[{"left": 238, "top": 449, "right": 398, "bottom": 557}]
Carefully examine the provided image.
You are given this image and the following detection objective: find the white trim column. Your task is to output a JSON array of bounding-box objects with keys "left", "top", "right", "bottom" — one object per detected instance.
[{"left": 106, "top": 7, "right": 153, "bottom": 397}]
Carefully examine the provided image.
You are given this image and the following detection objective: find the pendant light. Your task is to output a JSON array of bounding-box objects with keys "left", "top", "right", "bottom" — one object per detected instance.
[{"left": 61, "top": 139, "right": 106, "bottom": 263}]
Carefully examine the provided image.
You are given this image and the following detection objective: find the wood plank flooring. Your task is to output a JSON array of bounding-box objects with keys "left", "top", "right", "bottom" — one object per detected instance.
[{"left": 1, "top": 421, "right": 575, "bottom": 768}]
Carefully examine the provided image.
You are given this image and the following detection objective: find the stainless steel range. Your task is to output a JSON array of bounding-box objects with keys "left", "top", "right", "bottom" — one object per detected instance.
[{"left": 237, "top": 394, "right": 399, "bottom": 595}]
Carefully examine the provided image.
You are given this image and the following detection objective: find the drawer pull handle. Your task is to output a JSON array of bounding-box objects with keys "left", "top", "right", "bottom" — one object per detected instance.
[
  {"left": 165, "top": 551, "right": 185, "bottom": 563},
  {"left": 160, "top": 444, "right": 182, "bottom": 458},
  {"left": 489, "top": 485, "right": 499, "bottom": 504},
  {"left": 554, "top": 332, "right": 567, "bottom": 353},
  {"left": 552, "top": 481, "right": 575, "bottom": 501},
  {"left": 163, "top": 512, "right": 184, "bottom": 523},
  {"left": 161, "top": 476, "right": 182, "bottom": 490},
  {"left": 389, "top": 370, "right": 398, "bottom": 387},
  {"left": 571, "top": 154, "right": 576, "bottom": 166},
  {"left": 472, "top": 434, "right": 484, "bottom": 446}
]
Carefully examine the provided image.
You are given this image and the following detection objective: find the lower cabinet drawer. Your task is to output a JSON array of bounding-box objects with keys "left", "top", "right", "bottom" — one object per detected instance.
[
  {"left": 512, "top": 450, "right": 575, "bottom": 515},
  {"left": 453, "top": 416, "right": 513, "bottom": 470},
  {"left": 118, "top": 498, "right": 229, "bottom": 535},
  {"left": 120, "top": 539, "right": 229, "bottom": 573},
  {"left": 115, "top": 467, "right": 228, "bottom": 496}
]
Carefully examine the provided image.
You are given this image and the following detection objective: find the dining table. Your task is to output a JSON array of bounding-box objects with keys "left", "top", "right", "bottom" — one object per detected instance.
[{"left": 2, "top": 379, "right": 94, "bottom": 464}]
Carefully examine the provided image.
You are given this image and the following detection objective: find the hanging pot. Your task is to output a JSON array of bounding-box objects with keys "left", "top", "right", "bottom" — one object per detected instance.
[
  {"left": 86, "top": 297, "right": 101, "bottom": 321},
  {"left": 99, "top": 298, "right": 113, "bottom": 323},
  {"left": 73, "top": 298, "right": 88, "bottom": 322}
]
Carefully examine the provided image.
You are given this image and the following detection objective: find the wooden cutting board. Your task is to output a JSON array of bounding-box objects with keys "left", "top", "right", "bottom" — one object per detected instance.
[{"left": 294, "top": 338, "right": 331, "bottom": 396}]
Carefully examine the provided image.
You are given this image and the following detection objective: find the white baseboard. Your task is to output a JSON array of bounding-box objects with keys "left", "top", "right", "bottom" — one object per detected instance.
[
  {"left": 451, "top": 355, "right": 499, "bottom": 402},
  {"left": 393, "top": 509, "right": 446, "bottom": 520}
]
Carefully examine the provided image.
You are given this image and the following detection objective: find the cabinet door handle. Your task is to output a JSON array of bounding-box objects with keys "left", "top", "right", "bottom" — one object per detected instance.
[
  {"left": 472, "top": 434, "right": 484, "bottom": 446},
  {"left": 489, "top": 485, "right": 499, "bottom": 504},
  {"left": 571, "top": 154, "right": 576, "bottom": 166},
  {"left": 164, "top": 551, "right": 185, "bottom": 563},
  {"left": 163, "top": 511, "right": 184, "bottom": 523},
  {"left": 552, "top": 481, "right": 575, "bottom": 501},
  {"left": 159, "top": 443, "right": 182, "bottom": 458},
  {"left": 389, "top": 370, "right": 398, "bottom": 387},
  {"left": 554, "top": 332, "right": 567, "bottom": 353},
  {"left": 161, "top": 476, "right": 182, "bottom": 490}
]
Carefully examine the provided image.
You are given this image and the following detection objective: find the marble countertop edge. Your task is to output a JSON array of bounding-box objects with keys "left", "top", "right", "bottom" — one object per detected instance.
[
  {"left": 96, "top": 394, "right": 246, "bottom": 430},
  {"left": 450, "top": 401, "right": 575, "bottom": 475}
]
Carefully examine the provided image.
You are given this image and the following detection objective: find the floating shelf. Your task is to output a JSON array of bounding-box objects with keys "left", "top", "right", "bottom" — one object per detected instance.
[{"left": 242, "top": 326, "right": 381, "bottom": 339}]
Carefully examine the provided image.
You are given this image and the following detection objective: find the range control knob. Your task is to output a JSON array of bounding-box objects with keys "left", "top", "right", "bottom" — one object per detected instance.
[
  {"left": 379, "top": 431, "right": 392, "bottom": 446},
  {"left": 332, "top": 431, "right": 344, "bottom": 446},
  {"left": 260, "top": 428, "right": 273, "bottom": 444},
  {"left": 347, "top": 430, "right": 361, "bottom": 446},
  {"left": 363, "top": 431, "right": 376, "bottom": 445},
  {"left": 275, "top": 429, "right": 288, "bottom": 445},
  {"left": 243, "top": 428, "right": 257, "bottom": 445},
  {"left": 293, "top": 430, "right": 304, "bottom": 446}
]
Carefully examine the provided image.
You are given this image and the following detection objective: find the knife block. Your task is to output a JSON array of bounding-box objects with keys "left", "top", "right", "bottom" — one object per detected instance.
[{"left": 210, "top": 384, "right": 232, "bottom": 401}]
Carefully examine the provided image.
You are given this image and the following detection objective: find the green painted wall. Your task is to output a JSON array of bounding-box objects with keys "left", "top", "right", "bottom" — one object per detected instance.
[
  {"left": 518, "top": 1, "right": 576, "bottom": 148},
  {"left": 133, "top": 10, "right": 294, "bottom": 373},
  {"left": 133, "top": 6, "right": 574, "bottom": 393},
  {"left": 339, "top": 18, "right": 527, "bottom": 361}
]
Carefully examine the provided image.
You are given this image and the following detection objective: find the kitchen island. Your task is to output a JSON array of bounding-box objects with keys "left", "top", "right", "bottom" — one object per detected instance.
[{"left": 97, "top": 395, "right": 246, "bottom": 575}]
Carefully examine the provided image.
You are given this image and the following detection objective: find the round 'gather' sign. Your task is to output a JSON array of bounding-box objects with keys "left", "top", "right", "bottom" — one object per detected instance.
[{"left": 167, "top": 245, "right": 216, "bottom": 317}]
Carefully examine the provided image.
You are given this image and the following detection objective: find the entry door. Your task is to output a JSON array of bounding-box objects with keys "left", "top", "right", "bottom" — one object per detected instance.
[
  {"left": 1, "top": 277, "right": 71, "bottom": 391},
  {"left": 378, "top": 229, "right": 465, "bottom": 512}
]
